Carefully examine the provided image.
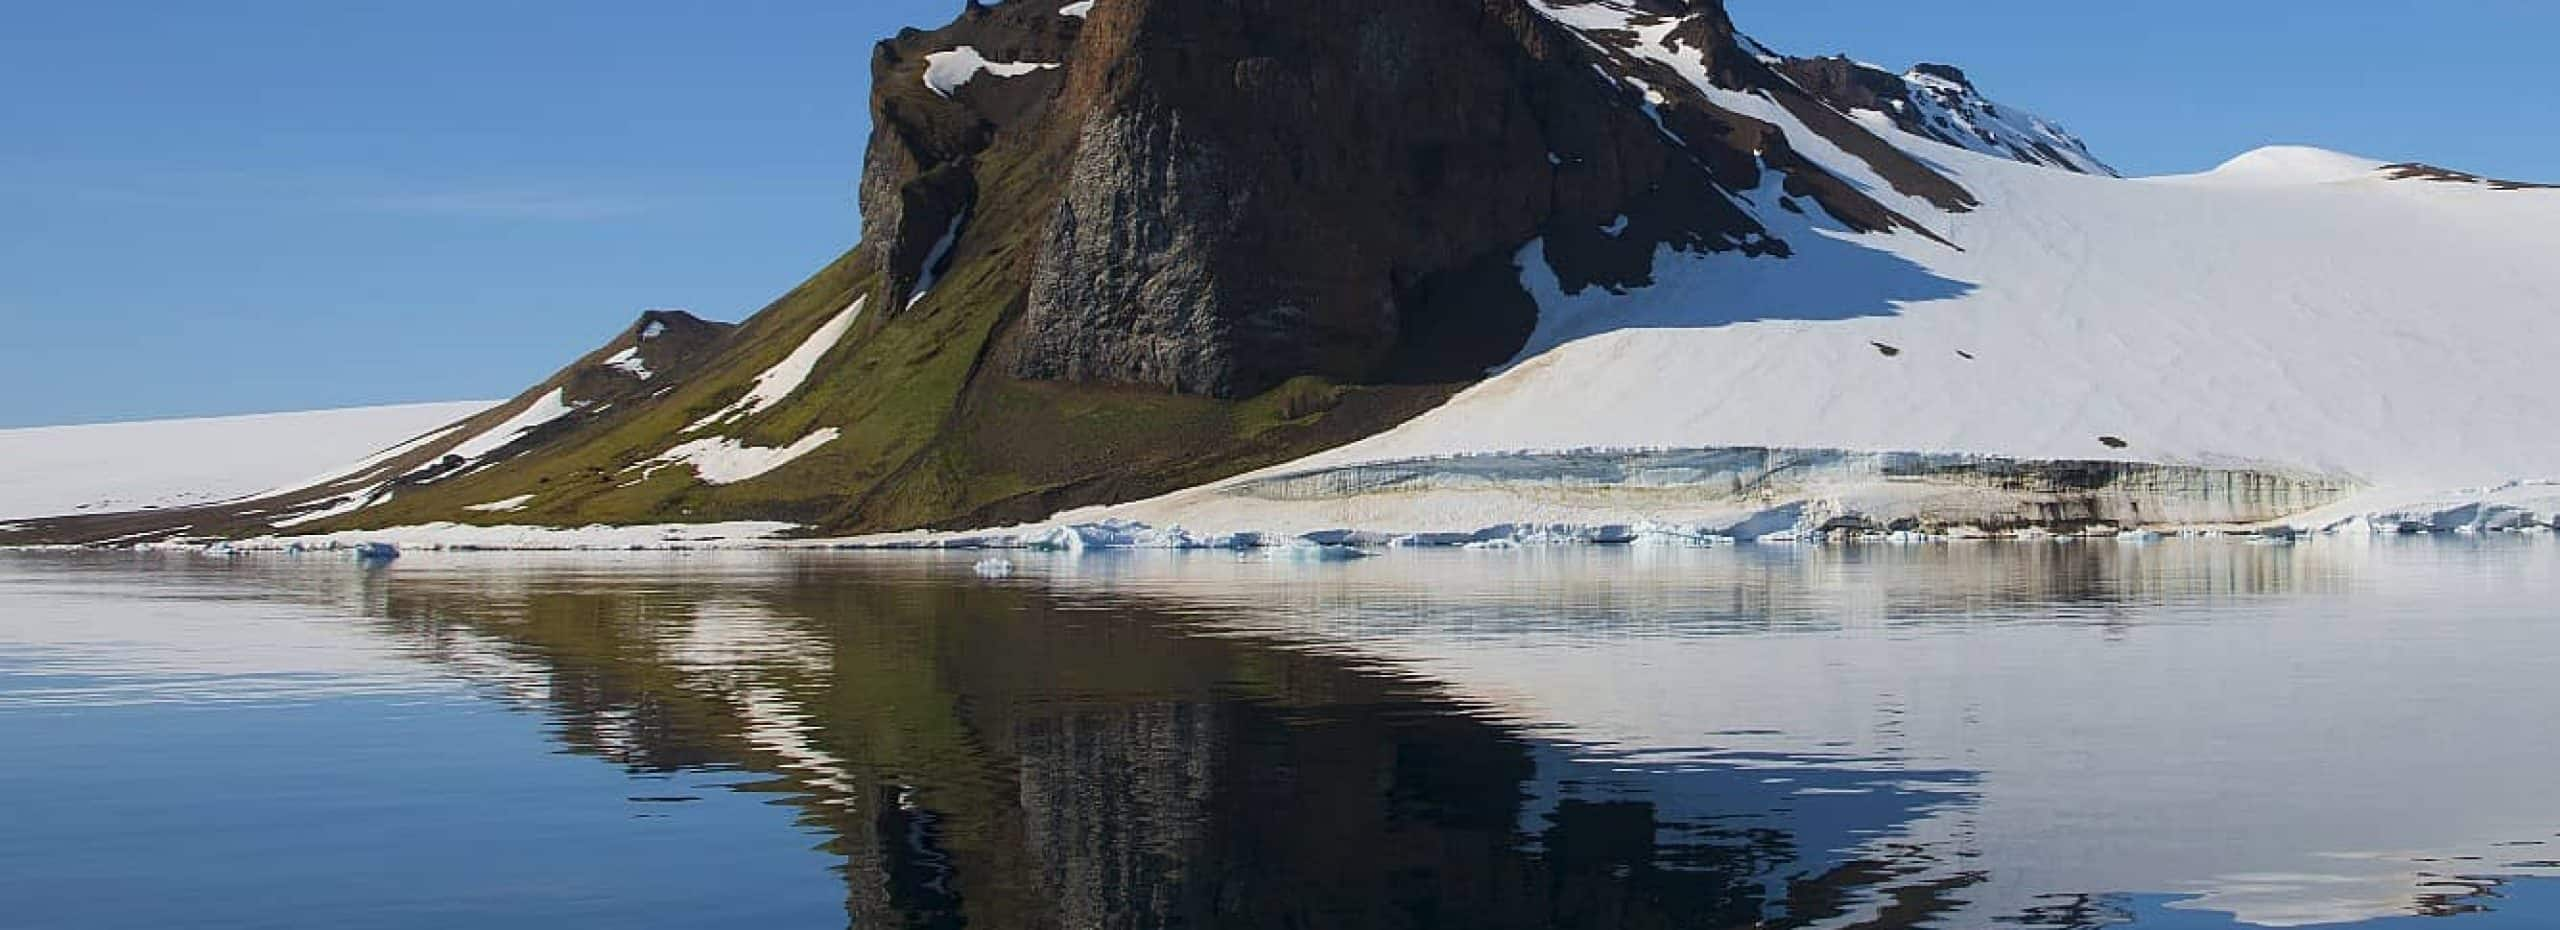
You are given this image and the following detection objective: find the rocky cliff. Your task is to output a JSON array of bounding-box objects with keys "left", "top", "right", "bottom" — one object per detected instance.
[{"left": 862, "top": 0, "right": 1980, "bottom": 397}]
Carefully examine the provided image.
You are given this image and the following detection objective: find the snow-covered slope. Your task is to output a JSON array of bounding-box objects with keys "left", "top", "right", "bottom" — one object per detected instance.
[
  {"left": 1325, "top": 140, "right": 2558, "bottom": 481},
  {"left": 1058, "top": 10, "right": 2560, "bottom": 539},
  {"left": 0, "top": 402, "right": 492, "bottom": 521}
]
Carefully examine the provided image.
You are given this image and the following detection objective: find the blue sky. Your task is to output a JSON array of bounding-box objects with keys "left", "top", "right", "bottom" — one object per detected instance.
[{"left": 2, "top": 0, "right": 2551, "bottom": 427}]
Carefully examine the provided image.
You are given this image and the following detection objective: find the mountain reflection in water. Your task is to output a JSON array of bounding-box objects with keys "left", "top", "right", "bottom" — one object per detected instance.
[
  {"left": 3, "top": 537, "right": 2554, "bottom": 929},
  {"left": 351, "top": 555, "right": 1981, "bottom": 929}
]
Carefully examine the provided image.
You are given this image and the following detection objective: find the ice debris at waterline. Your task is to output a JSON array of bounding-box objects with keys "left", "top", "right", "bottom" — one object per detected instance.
[{"left": 39, "top": 487, "right": 2560, "bottom": 557}]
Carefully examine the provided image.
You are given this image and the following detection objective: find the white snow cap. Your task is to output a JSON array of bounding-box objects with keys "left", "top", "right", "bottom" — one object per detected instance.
[{"left": 2186, "top": 146, "right": 2392, "bottom": 186}]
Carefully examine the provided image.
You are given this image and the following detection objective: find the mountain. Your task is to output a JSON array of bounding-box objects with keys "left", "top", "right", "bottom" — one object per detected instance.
[{"left": 11, "top": 0, "right": 2557, "bottom": 548}]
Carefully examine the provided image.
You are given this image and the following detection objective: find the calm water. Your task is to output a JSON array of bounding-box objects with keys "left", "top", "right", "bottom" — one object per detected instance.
[{"left": 2, "top": 539, "right": 2555, "bottom": 929}]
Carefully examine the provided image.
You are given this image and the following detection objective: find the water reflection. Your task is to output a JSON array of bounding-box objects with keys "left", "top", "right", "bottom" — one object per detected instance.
[
  {"left": 2, "top": 538, "right": 2554, "bottom": 929},
  {"left": 351, "top": 556, "right": 1995, "bottom": 929}
]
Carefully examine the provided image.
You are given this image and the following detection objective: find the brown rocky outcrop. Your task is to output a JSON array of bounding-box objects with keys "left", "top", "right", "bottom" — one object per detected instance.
[{"left": 860, "top": 0, "right": 1970, "bottom": 399}]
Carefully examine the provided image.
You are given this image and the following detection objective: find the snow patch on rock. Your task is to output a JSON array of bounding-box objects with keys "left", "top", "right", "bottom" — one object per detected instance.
[
  {"left": 922, "top": 47, "right": 1061, "bottom": 98},
  {"left": 1898, "top": 65, "right": 2115, "bottom": 176},
  {"left": 602, "top": 346, "right": 652, "bottom": 380},
  {"left": 465, "top": 494, "right": 536, "bottom": 513},
  {"left": 904, "top": 213, "right": 965, "bottom": 309},
  {"left": 641, "top": 429, "right": 840, "bottom": 486},
  {"left": 688, "top": 297, "right": 865, "bottom": 432},
  {"left": 412, "top": 388, "right": 578, "bottom": 483}
]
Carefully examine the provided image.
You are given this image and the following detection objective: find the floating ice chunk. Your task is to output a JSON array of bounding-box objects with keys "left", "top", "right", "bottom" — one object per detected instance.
[
  {"left": 1268, "top": 539, "right": 1374, "bottom": 562},
  {"left": 972, "top": 556, "right": 1015, "bottom": 578},
  {"left": 1024, "top": 522, "right": 1127, "bottom": 551},
  {"left": 1016, "top": 520, "right": 1256, "bottom": 550},
  {"left": 1388, "top": 532, "right": 1481, "bottom": 548},
  {"left": 352, "top": 542, "right": 399, "bottom": 562}
]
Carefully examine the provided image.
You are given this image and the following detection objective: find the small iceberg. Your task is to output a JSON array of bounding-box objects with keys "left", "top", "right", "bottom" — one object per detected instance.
[
  {"left": 972, "top": 556, "right": 1015, "bottom": 578},
  {"left": 1268, "top": 539, "right": 1374, "bottom": 562},
  {"left": 352, "top": 542, "right": 400, "bottom": 562}
]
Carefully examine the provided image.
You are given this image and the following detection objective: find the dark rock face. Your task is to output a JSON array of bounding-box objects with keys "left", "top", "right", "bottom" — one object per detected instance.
[
  {"left": 1778, "top": 56, "right": 1916, "bottom": 122},
  {"left": 858, "top": 0, "right": 1982, "bottom": 399},
  {"left": 857, "top": 4, "right": 1081, "bottom": 311},
  {"left": 2380, "top": 162, "right": 2558, "bottom": 191},
  {"left": 557, "top": 309, "right": 733, "bottom": 407},
  {"left": 1015, "top": 0, "right": 1692, "bottom": 396}
]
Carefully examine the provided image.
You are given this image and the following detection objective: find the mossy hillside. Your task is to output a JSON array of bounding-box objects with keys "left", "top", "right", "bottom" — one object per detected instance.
[
  {"left": 319, "top": 94, "right": 1471, "bottom": 539},
  {"left": 340, "top": 248, "right": 889, "bottom": 530}
]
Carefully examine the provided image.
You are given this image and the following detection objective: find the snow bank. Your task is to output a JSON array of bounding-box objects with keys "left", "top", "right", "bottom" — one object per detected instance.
[
  {"left": 0, "top": 401, "right": 490, "bottom": 520},
  {"left": 688, "top": 297, "right": 865, "bottom": 432}
]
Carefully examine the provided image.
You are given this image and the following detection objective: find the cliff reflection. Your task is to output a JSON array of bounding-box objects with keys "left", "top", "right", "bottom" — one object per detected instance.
[{"left": 338, "top": 557, "right": 1980, "bottom": 929}]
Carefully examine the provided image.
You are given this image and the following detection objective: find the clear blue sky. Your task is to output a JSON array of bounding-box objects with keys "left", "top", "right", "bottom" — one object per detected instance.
[{"left": 3, "top": 1, "right": 2551, "bottom": 427}]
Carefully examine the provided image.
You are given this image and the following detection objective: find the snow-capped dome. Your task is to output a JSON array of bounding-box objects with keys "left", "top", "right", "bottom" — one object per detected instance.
[{"left": 2187, "top": 146, "right": 2389, "bottom": 185}]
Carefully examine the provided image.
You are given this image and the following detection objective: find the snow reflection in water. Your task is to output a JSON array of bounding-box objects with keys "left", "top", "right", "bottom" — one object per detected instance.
[{"left": 0, "top": 538, "right": 2553, "bottom": 929}]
